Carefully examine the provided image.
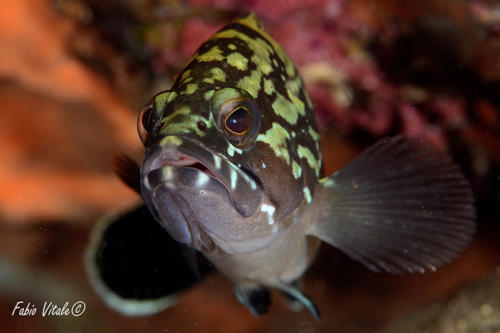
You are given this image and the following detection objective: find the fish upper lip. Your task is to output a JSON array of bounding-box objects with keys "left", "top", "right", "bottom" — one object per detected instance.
[
  {"left": 141, "top": 145, "right": 197, "bottom": 176},
  {"left": 141, "top": 136, "right": 264, "bottom": 218},
  {"left": 141, "top": 142, "right": 227, "bottom": 192}
]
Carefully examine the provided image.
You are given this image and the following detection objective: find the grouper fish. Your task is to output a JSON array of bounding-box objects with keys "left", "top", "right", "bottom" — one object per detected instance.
[{"left": 86, "top": 13, "right": 475, "bottom": 319}]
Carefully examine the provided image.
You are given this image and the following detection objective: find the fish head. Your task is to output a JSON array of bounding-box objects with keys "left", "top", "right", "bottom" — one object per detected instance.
[{"left": 139, "top": 13, "right": 322, "bottom": 254}]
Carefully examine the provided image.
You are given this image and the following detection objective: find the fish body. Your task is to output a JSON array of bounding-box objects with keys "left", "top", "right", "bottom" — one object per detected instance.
[
  {"left": 86, "top": 13, "right": 475, "bottom": 319},
  {"left": 139, "top": 13, "right": 322, "bottom": 289}
]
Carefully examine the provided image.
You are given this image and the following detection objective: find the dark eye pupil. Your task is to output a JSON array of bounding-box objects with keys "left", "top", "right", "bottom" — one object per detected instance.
[{"left": 225, "top": 107, "right": 250, "bottom": 134}]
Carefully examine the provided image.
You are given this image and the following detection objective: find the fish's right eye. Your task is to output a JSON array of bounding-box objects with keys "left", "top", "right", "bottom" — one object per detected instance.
[{"left": 138, "top": 102, "right": 153, "bottom": 145}]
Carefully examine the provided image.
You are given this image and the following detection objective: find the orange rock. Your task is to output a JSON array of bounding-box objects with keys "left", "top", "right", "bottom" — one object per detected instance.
[{"left": 0, "top": 0, "right": 141, "bottom": 225}]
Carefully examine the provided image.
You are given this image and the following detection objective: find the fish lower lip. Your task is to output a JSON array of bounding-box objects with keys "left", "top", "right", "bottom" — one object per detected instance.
[
  {"left": 149, "top": 185, "right": 193, "bottom": 245},
  {"left": 142, "top": 165, "right": 234, "bottom": 246}
]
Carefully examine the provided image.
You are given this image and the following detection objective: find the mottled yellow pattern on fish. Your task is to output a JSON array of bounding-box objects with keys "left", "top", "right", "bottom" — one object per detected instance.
[
  {"left": 155, "top": 12, "right": 322, "bottom": 206},
  {"left": 256, "top": 122, "right": 291, "bottom": 164}
]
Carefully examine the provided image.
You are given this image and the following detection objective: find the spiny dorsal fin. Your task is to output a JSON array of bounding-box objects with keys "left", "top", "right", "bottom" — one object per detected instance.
[
  {"left": 111, "top": 153, "right": 141, "bottom": 193},
  {"left": 237, "top": 12, "right": 262, "bottom": 30},
  {"left": 309, "top": 135, "right": 476, "bottom": 274}
]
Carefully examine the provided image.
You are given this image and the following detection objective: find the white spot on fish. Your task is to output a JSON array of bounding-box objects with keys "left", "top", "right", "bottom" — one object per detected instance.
[
  {"left": 261, "top": 204, "right": 276, "bottom": 225},
  {"left": 230, "top": 169, "right": 238, "bottom": 190},
  {"left": 162, "top": 167, "right": 174, "bottom": 180},
  {"left": 227, "top": 144, "right": 243, "bottom": 157},
  {"left": 320, "top": 178, "right": 335, "bottom": 188},
  {"left": 213, "top": 155, "right": 221, "bottom": 169},
  {"left": 143, "top": 176, "right": 152, "bottom": 190},
  {"left": 196, "top": 172, "right": 210, "bottom": 187},
  {"left": 292, "top": 160, "right": 302, "bottom": 179},
  {"left": 261, "top": 162, "right": 266, "bottom": 169},
  {"left": 303, "top": 187, "right": 312, "bottom": 204},
  {"left": 224, "top": 158, "right": 258, "bottom": 191}
]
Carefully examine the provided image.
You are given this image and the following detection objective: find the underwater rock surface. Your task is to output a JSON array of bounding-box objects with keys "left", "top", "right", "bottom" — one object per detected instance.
[{"left": 380, "top": 271, "right": 500, "bottom": 333}]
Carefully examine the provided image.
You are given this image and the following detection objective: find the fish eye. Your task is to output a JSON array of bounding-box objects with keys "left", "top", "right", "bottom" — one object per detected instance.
[
  {"left": 211, "top": 88, "right": 262, "bottom": 149},
  {"left": 137, "top": 90, "right": 177, "bottom": 145},
  {"left": 224, "top": 107, "right": 251, "bottom": 135},
  {"left": 138, "top": 102, "right": 153, "bottom": 145}
]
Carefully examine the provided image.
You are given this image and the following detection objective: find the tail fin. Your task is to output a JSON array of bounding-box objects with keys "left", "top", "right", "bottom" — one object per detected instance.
[{"left": 85, "top": 204, "right": 213, "bottom": 316}]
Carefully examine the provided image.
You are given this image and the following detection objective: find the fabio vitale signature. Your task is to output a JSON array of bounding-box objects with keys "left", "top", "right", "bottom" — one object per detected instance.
[{"left": 11, "top": 301, "right": 86, "bottom": 317}]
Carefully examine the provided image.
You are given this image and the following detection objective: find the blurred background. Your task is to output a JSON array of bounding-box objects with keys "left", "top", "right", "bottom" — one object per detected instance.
[{"left": 1, "top": 0, "right": 500, "bottom": 332}]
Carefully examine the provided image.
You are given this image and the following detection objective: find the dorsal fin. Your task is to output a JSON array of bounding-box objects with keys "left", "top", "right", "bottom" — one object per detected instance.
[{"left": 236, "top": 12, "right": 262, "bottom": 30}]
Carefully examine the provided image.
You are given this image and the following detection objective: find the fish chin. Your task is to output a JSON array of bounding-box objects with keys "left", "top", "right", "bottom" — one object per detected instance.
[
  {"left": 148, "top": 183, "right": 193, "bottom": 245},
  {"left": 141, "top": 164, "right": 234, "bottom": 250}
]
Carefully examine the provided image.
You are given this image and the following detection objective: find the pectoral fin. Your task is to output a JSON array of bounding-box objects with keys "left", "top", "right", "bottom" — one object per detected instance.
[
  {"left": 85, "top": 204, "right": 213, "bottom": 316},
  {"left": 309, "top": 135, "right": 475, "bottom": 274},
  {"left": 111, "top": 153, "right": 142, "bottom": 193}
]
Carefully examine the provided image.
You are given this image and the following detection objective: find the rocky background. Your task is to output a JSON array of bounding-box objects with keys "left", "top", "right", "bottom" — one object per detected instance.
[{"left": 1, "top": 0, "right": 500, "bottom": 332}]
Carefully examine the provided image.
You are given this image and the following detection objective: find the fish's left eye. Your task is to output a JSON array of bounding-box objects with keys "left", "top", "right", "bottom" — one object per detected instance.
[
  {"left": 211, "top": 88, "right": 262, "bottom": 149},
  {"left": 224, "top": 107, "right": 251, "bottom": 135}
]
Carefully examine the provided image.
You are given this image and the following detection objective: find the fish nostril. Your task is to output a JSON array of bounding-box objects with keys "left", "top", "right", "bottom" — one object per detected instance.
[{"left": 197, "top": 121, "right": 207, "bottom": 131}]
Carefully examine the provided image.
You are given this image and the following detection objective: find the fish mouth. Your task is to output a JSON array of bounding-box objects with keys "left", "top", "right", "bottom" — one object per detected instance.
[{"left": 140, "top": 136, "right": 263, "bottom": 246}]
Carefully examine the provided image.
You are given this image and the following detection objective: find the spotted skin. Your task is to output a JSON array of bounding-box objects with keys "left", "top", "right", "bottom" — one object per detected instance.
[{"left": 149, "top": 13, "right": 321, "bottom": 223}]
